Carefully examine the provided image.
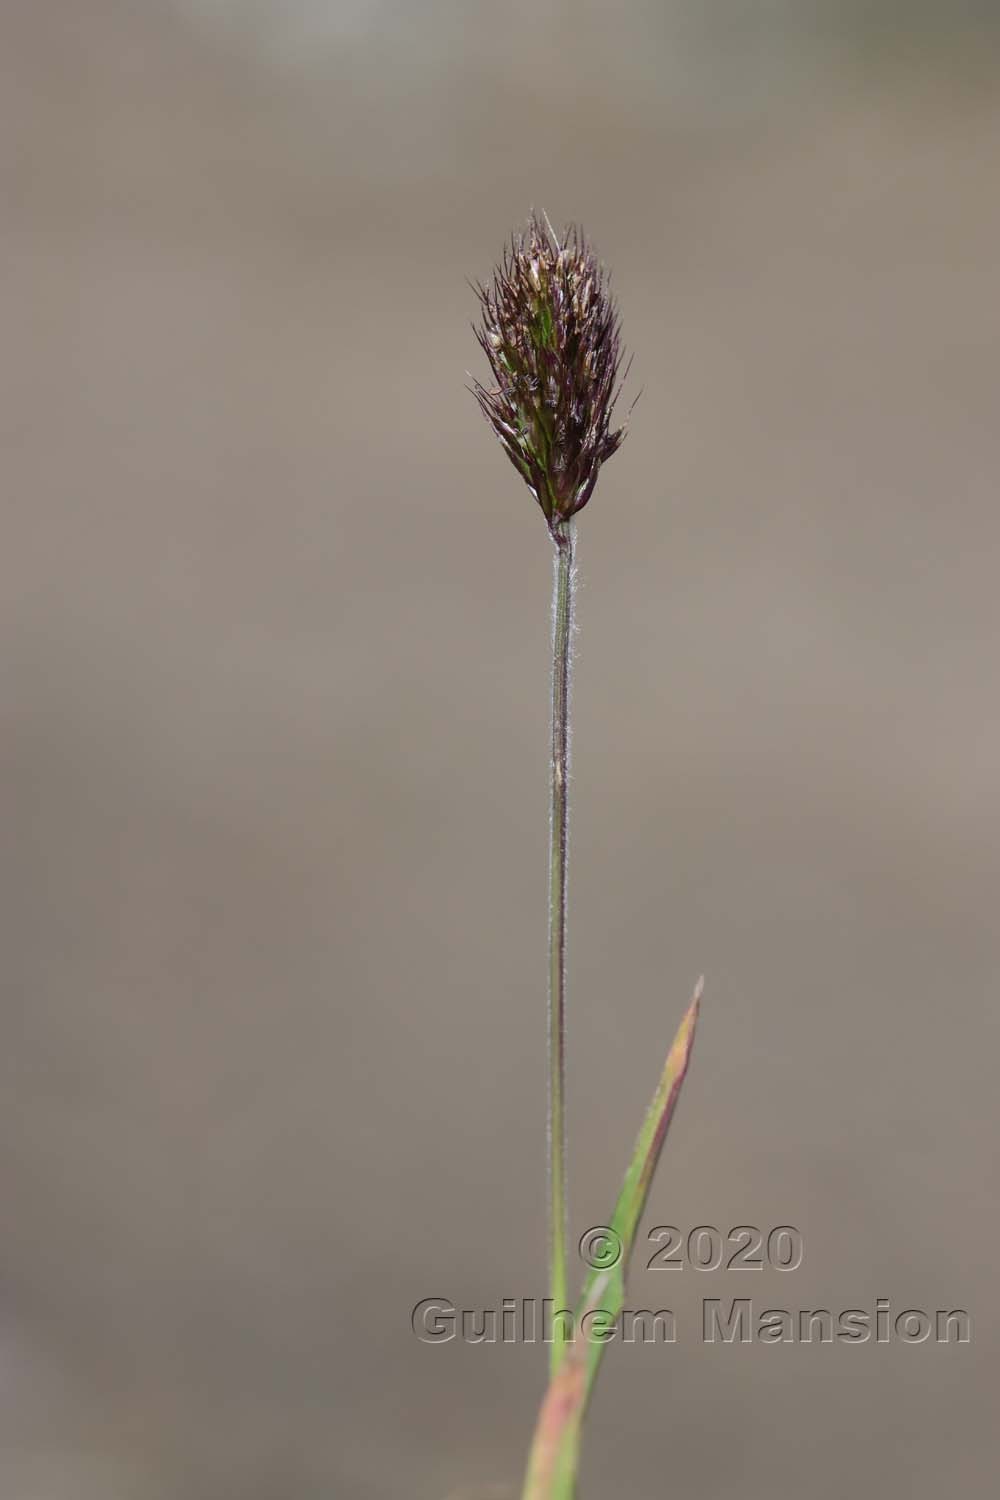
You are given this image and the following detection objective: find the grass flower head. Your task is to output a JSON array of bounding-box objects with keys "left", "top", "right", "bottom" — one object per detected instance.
[{"left": 472, "top": 212, "right": 630, "bottom": 533}]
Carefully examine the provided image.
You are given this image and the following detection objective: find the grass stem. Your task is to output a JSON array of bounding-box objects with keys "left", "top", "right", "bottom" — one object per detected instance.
[{"left": 547, "top": 517, "right": 575, "bottom": 1372}]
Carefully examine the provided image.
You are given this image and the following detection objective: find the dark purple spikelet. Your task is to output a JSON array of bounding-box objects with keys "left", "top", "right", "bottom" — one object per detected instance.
[{"left": 472, "top": 213, "right": 630, "bottom": 533}]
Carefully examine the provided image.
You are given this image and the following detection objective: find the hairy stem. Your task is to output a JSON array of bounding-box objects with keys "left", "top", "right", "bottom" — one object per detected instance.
[{"left": 547, "top": 517, "right": 575, "bottom": 1373}]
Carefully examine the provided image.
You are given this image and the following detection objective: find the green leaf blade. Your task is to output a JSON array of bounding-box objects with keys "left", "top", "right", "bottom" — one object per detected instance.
[{"left": 521, "top": 979, "right": 703, "bottom": 1500}]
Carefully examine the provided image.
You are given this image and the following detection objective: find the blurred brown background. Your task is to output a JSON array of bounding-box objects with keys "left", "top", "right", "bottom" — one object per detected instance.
[{"left": 2, "top": 3, "right": 998, "bottom": 1496}]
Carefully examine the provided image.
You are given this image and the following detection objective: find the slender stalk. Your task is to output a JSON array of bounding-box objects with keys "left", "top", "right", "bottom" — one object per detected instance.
[{"left": 547, "top": 517, "right": 575, "bottom": 1373}]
